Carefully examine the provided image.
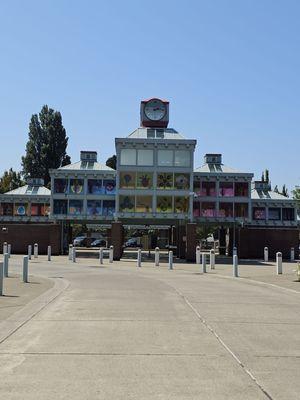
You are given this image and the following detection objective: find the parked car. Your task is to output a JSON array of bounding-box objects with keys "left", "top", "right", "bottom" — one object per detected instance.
[
  {"left": 73, "top": 236, "right": 86, "bottom": 246},
  {"left": 90, "top": 239, "right": 107, "bottom": 247},
  {"left": 124, "top": 238, "right": 142, "bottom": 248}
]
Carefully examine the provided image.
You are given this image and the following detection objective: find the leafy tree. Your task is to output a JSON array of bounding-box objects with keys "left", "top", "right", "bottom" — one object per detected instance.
[
  {"left": 106, "top": 155, "right": 116, "bottom": 170},
  {"left": 0, "top": 168, "right": 24, "bottom": 193},
  {"left": 22, "top": 105, "right": 71, "bottom": 185},
  {"left": 292, "top": 187, "right": 300, "bottom": 215}
]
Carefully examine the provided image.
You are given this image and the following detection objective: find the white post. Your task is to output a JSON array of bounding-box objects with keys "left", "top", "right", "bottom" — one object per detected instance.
[
  {"left": 34, "top": 243, "right": 38, "bottom": 258},
  {"left": 155, "top": 247, "right": 160, "bottom": 266},
  {"left": 264, "top": 246, "right": 269, "bottom": 262},
  {"left": 233, "top": 246, "right": 237, "bottom": 257},
  {"left": 109, "top": 245, "right": 113, "bottom": 263},
  {"left": 137, "top": 248, "right": 142, "bottom": 268},
  {"left": 47, "top": 246, "right": 51, "bottom": 261},
  {"left": 72, "top": 247, "right": 76, "bottom": 263},
  {"left": 210, "top": 249, "right": 215, "bottom": 269},
  {"left": 196, "top": 246, "right": 201, "bottom": 264},
  {"left": 4, "top": 253, "right": 9, "bottom": 278},
  {"left": 276, "top": 252, "right": 282, "bottom": 274},
  {"left": 291, "top": 247, "right": 295, "bottom": 262},
  {"left": 233, "top": 255, "right": 239, "bottom": 277},
  {"left": 99, "top": 247, "right": 104, "bottom": 264},
  {"left": 28, "top": 244, "right": 32, "bottom": 260},
  {"left": 3, "top": 242, "right": 7, "bottom": 255},
  {"left": 68, "top": 244, "right": 73, "bottom": 261},
  {"left": 23, "top": 256, "right": 29, "bottom": 283},
  {"left": 168, "top": 250, "right": 173, "bottom": 270},
  {"left": 0, "top": 262, "right": 3, "bottom": 296},
  {"left": 202, "top": 253, "right": 207, "bottom": 273},
  {"left": 7, "top": 244, "right": 11, "bottom": 258}
]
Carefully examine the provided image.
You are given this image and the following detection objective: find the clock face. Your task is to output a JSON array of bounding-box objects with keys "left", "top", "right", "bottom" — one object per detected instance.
[{"left": 144, "top": 99, "right": 166, "bottom": 121}]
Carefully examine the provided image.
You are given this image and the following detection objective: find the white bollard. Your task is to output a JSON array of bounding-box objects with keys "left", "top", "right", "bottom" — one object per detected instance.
[
  {"left": 72, "top": 247, "right": 76, "bottom": 263},
  {"left": 276, "top": 252, "right": 282, "bottom": 274},
  {"left": 210, "top": 249, "right": 215, "bottom": 270},
  {"left": 7, "top": 244, "right": 11, "bottom": 258},
  {"left": 202, "top": 253, "right": 207, "bottom": 273},
  {"left": 168, "top": 250, "right": 173, "bottom": 270},
  {"left": 137, "top": 248, "right": 142, "bottom": 268},
  {"left": 34, "top": 243, "right": 38, "bottom": 258},
  {"left": 99, "top": 247, "right": 104, "bottom": 264},
  {"left": 196, "top": 246, "right": 201, "bottom": 264},
  {"left": 233, "top": 255, "right": 239, "bottom": 277},
  {"left": 291, "top": 247, "right": 295, "bottom": 262},
  {"left": 264, "top": 246, "right": 269, "bottom": 262},
  {"left": 155, "top": 247, "right": 160, "bottom": 266},
  {"left": 28, "top": 244, "right": 32, "bottom": 260},
  {"left": 68, "top": 244, "right": 73, "bottom": 261},
  {"left": 0, "top": 262, "right": 3, "bottom": 295},
  {"left": 109, "top": 245, "right": 113, "bottom": 263},
  {"left": 3, "top": 242, "right": 7, "bottom": 255},
  {"left": 233, "top": 246, "right": 237, "bottom": 257},
  {"left": 23, "top": 256, "right": 29, "bottom": 283},
  {"left": 4, "top": 253, "right": 9, "bottom": 278},
  {"left": 47, "top": 246, "right": 51, "bottom": 261}
]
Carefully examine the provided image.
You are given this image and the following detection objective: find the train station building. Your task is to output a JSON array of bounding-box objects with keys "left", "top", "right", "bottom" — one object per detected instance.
[{"left": 0, "top": 98, "right": 299, "bottom": 260}]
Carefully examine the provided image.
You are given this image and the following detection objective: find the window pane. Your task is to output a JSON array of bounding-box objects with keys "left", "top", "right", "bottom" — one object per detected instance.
[
  {"left": 53, "top": 200, "right": 67, "bottom": 215},
  {"left": 103, "top": 200, "right": 115, "bottom": 216},
  {"left": 253, "top": 207, "right": 266, "bottom": 220},
  {"left": 235, "top": 203, "right": 248, "bottom": 218},
  {"left": 268, "top": 208, "right": 281, "bottom": 220},
  {"left": 69, "top": 179, "right": 84, "bottom": 194},
  {"left": 120, "top": 149, "right": 136, "bottom": 165},
  {"left": 201, "top": 182, "right": 216, "bottom": 197},
  {"left": 157, "top": 150, "right": 173, "bottom": 166},
  {"left": 88, "top": 179, "right": 103, "bottom": 194},
  {"left": 193, "top": 201, "right": 200, "bottom": 217},
  {"left": 120, "top": 172, "right": 136, "bottom": 189},
  {"left": 174, "top": 150, "right": 190, "bottom": 167},
  {"left": 0, "top": 203, "right": 13, "bottom": 216},
  {"left": 219, "top": 203, "right": 233, "bottom": 217},
  {"left": 157, "top": 196, "right": 172, "bottom": 213},
  {"left": 69, "top": 200, "right": 83, "bottom": 215},
  {"left": 201, "top": 202, "right": 216, "bottom": 217},
  {"left": 219, "top": 182, "right": 234, "bottom": 197},
  {"left": 31, "top": 203, "right": 44, "bottom": 216},
  {"left": 136, "top": 172, "right": 153, "bottom": 189},
  {"left": 157, "top": 172, "right": 173, "bottom": 190},
  {"left": 174, "top": 196, "right": 189, "bottom": 213},
  {"left": 54, "top": 179, "right": 68, "bottom": 194},
  {"left": 103, "top": 179, "right": 116, "bottom": 195},
  {"left": 282, "top": 208, "right": 294, "bottom": 221},
  {"left": 119, "top": 195, "right": 135, "bottom": 212},
  {"left": 14, "top": 203, "right": 28, "bottom": 216},
  {"left": 137, "top": 150, "right": 153, "bottom": 166},
  {"left": 136, "top": 196, "right": 152, "bottom": 212},
  {"left": 87, "top": 200, "right": 102, "bottom": 216},
  {"left": 235, "top": 182, "right": 249, "bottom": 197},
  {"left": 174, "top": 173, "right": 190, "bottom": 190}
]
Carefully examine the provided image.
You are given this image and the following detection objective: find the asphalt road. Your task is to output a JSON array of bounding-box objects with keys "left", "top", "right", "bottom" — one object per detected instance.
[{"left": 0, "top": 256, "right": 299, "bottom": 399}]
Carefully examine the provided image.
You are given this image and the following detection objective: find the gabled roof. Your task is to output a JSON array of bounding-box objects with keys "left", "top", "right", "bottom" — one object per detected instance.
[
  {"left": 194, "top": 163, "right": 252, "bottom": 175},
  {"left": 58, "top": 161, "right": 114, "bottom": 171},
  {"left": 4, "top": 185, "right": 50, "bottom": 196},
  {"left": 251, "top": 189, "right": 294, "bottom": 201}
]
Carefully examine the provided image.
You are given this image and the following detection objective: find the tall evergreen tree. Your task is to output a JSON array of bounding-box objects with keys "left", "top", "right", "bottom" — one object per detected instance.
[
  {"left": 0, "top": 168, "right": 24, "bottom": 194},
  {"left": 273, "top": 185, "right": 279, "bottom": 193},
  {"left": 281, "top": 184, "right": 289, "bottom": 197},
  {"left": 22, "top": 105, "right": 71, "bottom": 185},
  {"left": 292, "top": 186, "right": 300, "bottom": 215}
]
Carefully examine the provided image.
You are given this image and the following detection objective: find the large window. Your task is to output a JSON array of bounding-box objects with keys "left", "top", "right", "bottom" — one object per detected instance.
[
  {"left": 157, "top": 196, "right": 172, "bottom": 213},
  {"left": 253, "top": 207, "right": 266, "bottom": 220},
  {"left": 103, "top": 179, "right": 116, "bottom": 195},
  {"left": 88, "top": 179, "right": 103, "bottom": 194},
  {"left": 174, "top": 150, "right": 191, "bottom": 167},
  {"left": 157, "top": 172, "right": 173, "bottom": 190},
  {"left": 193, "top": 201, "right": 200, "bottom": 217},
  {"left": 53, "top": 200, "right": 67, "bottom": 215},
  {"left": 136, "top": 196, "right": 152, "bottom": 212},
  {"left": 235, "top": 182, "right": 249, "bottom": 197},
  {"left": 158, "top": 150, "right": 173, "bottom": 166},
  {"left": 268, "top": 208, "right": 281, "bottom": 220},
  {"left": 201, "top": 202, "right": 216, "bottom": 217},
  {"left": 120, "top": 149, "right": 136, "bottom": 166},
  {"left": 0, "top": 203, "right": 13, "bottom": 216},
  {"left": 219, "top": 203, "right": 233, "bottom": 218},
  {"left": 119, "top": 195, "right": 135, "bottom": 212},
  {"left": 235, "top": 203, "right": 248, "bottom": 218},
  {"left": 69, "top": 179, "right": 84, "bottom": 195},
  {"left": 54, "top": 179, "right": 68, "bottom": 194},
  {"left": 219, "top": 182, "right": 234, "bottom": 197},
  {"left": 120, "top": 172, "right": 136, "bottom": 189},
  {"left": 103, "top": 200, "right": 115, "bottom": 216},
  {"left": 137, "top": 150, "right": 153, "bottom": 166},
  {"left": 174, "top": 173, "right": 190, "bottom": 190},
  {"left": 174, "top": 196, "right": 189, "bottom": 213},
  {"left": 31, "top": 203, "right": 46, "bottom": 216},
  {"left": 282, "top": 208, "right": 295, "bottom": 221},
  {"left": 69, "top": 200, "right": 83, "bottom": 215},
  {"left": 201, "top": 181, "right": 216, "bottom": 197},
  {"left": 87, "top": 200, "right": 102, "bottom": 216},
  {"left": 136, "top": 172, "right": 153, "bottom": 189}
]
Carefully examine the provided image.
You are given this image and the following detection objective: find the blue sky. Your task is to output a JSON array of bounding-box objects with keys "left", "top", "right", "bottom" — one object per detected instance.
[{"left": 0, "top": 0, "right": 299, "bottom": 192}]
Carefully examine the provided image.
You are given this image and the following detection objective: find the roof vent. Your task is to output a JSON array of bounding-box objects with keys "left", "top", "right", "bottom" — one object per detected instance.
[
  {"left": 253, "top": 181, "right": 271, "bottom": 191},
  {"left": 80, "top": 151, "right": 97, "bottom": 162},
  {"left": 204, "top": 154, "right": 222, "bottom": 164},
  {"left": 26, "top": 178, "right": 44, "bottom": 186}
]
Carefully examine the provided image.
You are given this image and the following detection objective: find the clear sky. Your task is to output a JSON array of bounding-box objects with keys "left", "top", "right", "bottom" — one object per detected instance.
[{"left": 0, "top": 0, "right": 299, "bottom": 192}]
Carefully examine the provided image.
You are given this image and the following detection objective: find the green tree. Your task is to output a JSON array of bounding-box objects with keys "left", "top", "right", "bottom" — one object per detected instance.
[
  {"left": 22, "top": 105, "right": 71, "bottom": 185},
  {"left": 106, "top": 155, "right": 116, "bottom": 170},
  {"left": 292, "top": 187, "right": 300, "bottom": 215},
  {"left": 0, "top": 168, "right": 24, "bottom": 194}
]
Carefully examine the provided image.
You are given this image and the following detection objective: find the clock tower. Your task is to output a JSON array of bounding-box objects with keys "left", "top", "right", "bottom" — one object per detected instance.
[{"left": 140, "top": 98, "right": 169, "bottom": 128}]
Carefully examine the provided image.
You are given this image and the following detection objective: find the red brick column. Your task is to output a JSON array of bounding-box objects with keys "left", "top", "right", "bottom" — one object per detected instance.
[
  {"left": 111, "top": 222, "right": 124, "bottom": 261},
  {"left": 186, "top": 223, "right": 197, "bottom": 261}
]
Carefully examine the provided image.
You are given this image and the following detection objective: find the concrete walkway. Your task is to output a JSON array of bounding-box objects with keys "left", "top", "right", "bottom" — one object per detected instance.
[{"left": 0, "top": 255, "right": 299, "bottom": 399}]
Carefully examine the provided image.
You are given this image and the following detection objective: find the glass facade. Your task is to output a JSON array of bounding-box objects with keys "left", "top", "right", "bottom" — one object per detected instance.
[{"left": 136, "top": 172, "right": 153, "bottom": 189}]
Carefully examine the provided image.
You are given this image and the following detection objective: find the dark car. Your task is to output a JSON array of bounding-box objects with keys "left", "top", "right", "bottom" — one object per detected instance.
[{"left": 90, "top": 239, "right": 107, "bottom": 247}]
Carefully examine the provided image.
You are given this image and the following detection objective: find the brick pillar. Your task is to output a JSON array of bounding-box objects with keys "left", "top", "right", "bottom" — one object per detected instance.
[
  {"left": 186, "top": 223, "right": 197, "bottom": 261},
  {"left": 111, "top": 222, "right": 124, "bottom": 260}
]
